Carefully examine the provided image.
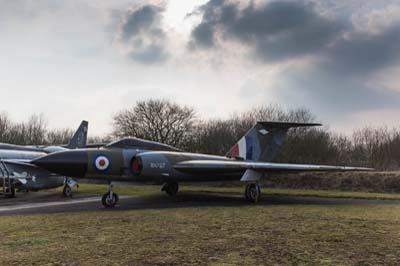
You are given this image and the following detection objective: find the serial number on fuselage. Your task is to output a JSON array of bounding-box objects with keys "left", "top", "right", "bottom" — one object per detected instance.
[{"left": 150, "top": 162, "right": 166, "bottom": 169}]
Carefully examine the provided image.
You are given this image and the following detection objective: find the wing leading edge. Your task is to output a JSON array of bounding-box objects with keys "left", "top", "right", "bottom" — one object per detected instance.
[{"left": 174, "top": 160, "right": 373, "bottom": 174}]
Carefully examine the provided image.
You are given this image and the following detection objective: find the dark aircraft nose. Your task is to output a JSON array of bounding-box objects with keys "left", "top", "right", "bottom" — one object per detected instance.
[{"left": 33, "top": 150, "right": 88, "bottom": 178}]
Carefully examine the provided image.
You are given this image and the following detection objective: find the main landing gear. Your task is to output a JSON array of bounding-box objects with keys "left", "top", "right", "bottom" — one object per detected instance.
[
  {"left": 161, "top": 182, "right": 179, "bottom": 196},
  {"left": 244, "top": 182, "right": 261, "bottom": 203},
  {"left": 63, "top": 177, "right": 78, "bottom": 197},
  {"left": 102, "top": 182, "right": 119, "bottom": 208}
]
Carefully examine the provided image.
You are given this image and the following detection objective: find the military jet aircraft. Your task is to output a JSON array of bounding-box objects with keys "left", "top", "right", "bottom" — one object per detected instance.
[
  {"left": 0, "top": 120, "right": 88, "bottom": 198},
  {"left": 32, "top": 122, "right": 372, "bottom": 207}
]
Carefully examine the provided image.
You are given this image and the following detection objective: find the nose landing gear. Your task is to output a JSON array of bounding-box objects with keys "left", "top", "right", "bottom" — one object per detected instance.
[
  {"left": 63, "top": 185, "right": 72, "bottom": 197},
  {"left": 102, "top": 182, "right": 119, "bottom": 208},
  {"left": 63, "top": 177, "right": 78, "bottom": 197}
]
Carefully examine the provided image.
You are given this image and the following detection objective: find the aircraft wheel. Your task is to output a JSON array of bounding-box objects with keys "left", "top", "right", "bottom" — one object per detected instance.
[
  {"left": 102, "top": 192, "right": 119, "bottom": 208},
  {"left": 245, "top": 183, "right": 261, "bottom": 203},
  {"left": 244, "top": 184, "right": 251, "bottom": 199},
  {"left": 5, "top": 186, "right": 15, "bottom": 198},
  {"left": 63, "top": 185, "right": 72, "bottom": 197},
  {"left": 164, "top": 182, "right": 179, "bottom": 196}
]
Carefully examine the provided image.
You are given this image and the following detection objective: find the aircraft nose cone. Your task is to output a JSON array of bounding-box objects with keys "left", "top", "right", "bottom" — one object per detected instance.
[{"left": 33, "top": 150, "right": 88, "bottom": 178}]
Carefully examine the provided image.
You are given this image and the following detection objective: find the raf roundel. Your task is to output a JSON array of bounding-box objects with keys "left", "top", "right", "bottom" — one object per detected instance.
[{"left": 94, "top": 155, "right": 110, "bottom": 171}]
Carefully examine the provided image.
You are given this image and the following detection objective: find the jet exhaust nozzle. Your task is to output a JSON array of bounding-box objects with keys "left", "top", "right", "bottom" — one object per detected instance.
[{"left": 131, "top": 157, "right": 142, "bottom": 175}]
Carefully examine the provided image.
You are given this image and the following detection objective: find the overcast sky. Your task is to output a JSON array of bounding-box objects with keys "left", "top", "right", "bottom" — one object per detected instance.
[{"left": 1, "top": 0, "right": 400, "bottom": 135}]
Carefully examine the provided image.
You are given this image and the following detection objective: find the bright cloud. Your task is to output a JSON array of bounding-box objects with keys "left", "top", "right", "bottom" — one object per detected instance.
[{"left": 0, "top": 0, "right": 399, "bottom": 135}]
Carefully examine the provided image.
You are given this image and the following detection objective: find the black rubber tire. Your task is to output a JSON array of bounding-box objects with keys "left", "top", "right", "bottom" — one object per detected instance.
[
  {"left": 5, "top": 186, "right": 15, "bottom": 198},
  {"left": 114, "top": 192, "right": 119, "bottom": 203},
  {"left": 165, "top": 182, "right": 179, "bottom": 196},
  {"left": 244, "top": 184, "right": 250, "bottom": 200},
  {"left": 63, "top": 185, "right": 72, "bottom": 197},
  {"left": 245, "top": 183, "right": 261, "bottom": 203},
  {"left": 102, "top": 192, "right": 119, "bottom": 208}
]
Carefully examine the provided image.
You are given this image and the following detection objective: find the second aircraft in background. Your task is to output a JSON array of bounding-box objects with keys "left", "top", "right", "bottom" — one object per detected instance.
[{"left": 0, "top": 120, "right": 88, "bottom": 198}]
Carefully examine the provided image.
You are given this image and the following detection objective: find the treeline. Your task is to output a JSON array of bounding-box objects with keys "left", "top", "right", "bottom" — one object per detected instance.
[
  {"left": 0, "top": 114, "right": 73, "bottom": 145},
  {"left": 0, "top": 113, "right": 106, "bottom": 145},
  {"left": 113, "top": 99, "right": 400, "bottom": 170},
  {"left": 1, "top": 100, "right": 400, "bottom": 170}
]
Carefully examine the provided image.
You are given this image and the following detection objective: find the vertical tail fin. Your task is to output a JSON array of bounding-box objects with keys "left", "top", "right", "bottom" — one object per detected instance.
[
  {"left": 226, "top": 122, "right": 321, "bottom": 162},
  {"left": 67, "top": 120, "right": 88, "bottom": 149}
]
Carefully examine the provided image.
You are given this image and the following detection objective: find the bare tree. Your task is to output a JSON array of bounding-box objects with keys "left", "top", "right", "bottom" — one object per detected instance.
[
  {"left": 46, "top": 128, "right": 74, "bottom": 145},
  {"left": 0, "top": 114, "right": 47, "bottom": 145},
  {"left": 188, "top": 105, "right": 319, "bottom": 156},
  {"left": 0, "top": 113, "right": 12, "bottom": 142},
  {"left": 87, "top": 135, "right": 114, "bottom": 144},
  {"left": 1, "top": 102, "right": 399, "bottom": 171},
  {"left": 24, "top": 114, "right": 47, "bottom": 144},
  {"left": 350, "top": 126, "right": 400, "bottom": 169},
  {"left": 112, "top": 99, "right": 196, "bottom": 148},
  {"left": 188, "top": 119, "right": 239, "bottom": 155}
]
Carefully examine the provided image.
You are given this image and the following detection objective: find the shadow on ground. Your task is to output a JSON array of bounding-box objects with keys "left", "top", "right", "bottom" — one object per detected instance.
[{"left": 1, "top": 190, "right": 399, "bottom": 216}]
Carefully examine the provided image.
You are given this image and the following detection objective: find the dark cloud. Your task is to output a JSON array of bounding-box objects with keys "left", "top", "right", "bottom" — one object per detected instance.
[
  {"left": 191, "top": 0, "right": 400, "bottom": 116},
  {"left": 189, "top": 0, "right": 238, "bottom": 48},
  {"left": 189, "top": 0, "right": 343, "bottom": 61},
  {"left": 190, "top": 21, "right": 216, "bottom": 48},
  {"left": 129, "top": 44, "right": 168, "bottom": 64},
  {"left": 279, "top": 66, "right": 400, "bottom": 114},
  {"left": 190, "top": 0, "right": 400, "bottom": 73},
  {"left": 324, "top": 26, "right": 400, "bottom": 76},
  {"left": 122, "top": 5, "right": 161, "bottom": 40},
  {"left": 120, "top": 5, "right": 168, "bottom": 64},
  {"left": 263, "top": 23, "right": 400, "bottom": 114}
]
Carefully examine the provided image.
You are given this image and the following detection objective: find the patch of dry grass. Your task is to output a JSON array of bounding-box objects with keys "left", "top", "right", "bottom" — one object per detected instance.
[
  {"left": 1, "top": 204, "right": 400, "bottom": 265},
  {"left": 269, "top": 171, "right": 400, "bottom": 193}
]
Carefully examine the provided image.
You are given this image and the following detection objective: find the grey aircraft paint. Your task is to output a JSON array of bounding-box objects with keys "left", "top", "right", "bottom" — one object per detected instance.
[
  {"left": 33, "top": 122, "right": 372, "bottom": 183},
  {"left": 0, "top": 121, "right": 88, "bottom": 193},
  {"left": 32, "top": 121, "right": 373, "bottom": 206}
]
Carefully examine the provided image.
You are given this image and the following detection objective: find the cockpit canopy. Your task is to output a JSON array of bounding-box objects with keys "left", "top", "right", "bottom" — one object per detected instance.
[{"left": 105, "top": 137, "right": 182, "bottom": 152}]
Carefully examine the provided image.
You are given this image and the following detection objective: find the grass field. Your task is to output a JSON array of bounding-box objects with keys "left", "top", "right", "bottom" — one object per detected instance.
[
  {"left": 2, "top": 185, "right": 400, "bottom": 265},
  {"left": 268, "top": 171, "right": 400, "bottom": 193},
  {"left": 52, "top": 182, "right": 400, "bottom": 200},
  {"left": 1, "top": 203, "right": 400, "bottom": 265}
]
